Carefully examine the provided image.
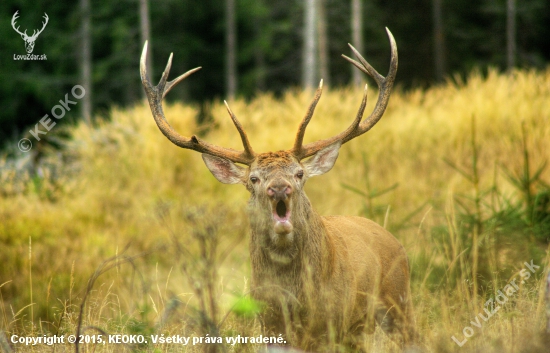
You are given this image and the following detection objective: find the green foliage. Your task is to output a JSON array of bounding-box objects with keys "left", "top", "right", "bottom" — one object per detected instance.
[
  {"left": 1, "top": 69, "right": 549, "bottom": 352},
  {"left": 435, "top": 117, "right": 547, "bottom": 293},
  {"left": 2, "top": 0, "right": 550, "bottom": 148},
  {"left": 341, "top": 153, "right": 398, "bottom": 224},
  {"left": 229, "top": 296, "right": 264, "bottom": 319},
  {"left": 501, "top": 123, "right": 550, "bottom": 242},
  {"left": 340, "top": 113, "right": 550, "bottom": 296},
  {"left": 341, "top": 152, "right": 429, "bottom": 232}
]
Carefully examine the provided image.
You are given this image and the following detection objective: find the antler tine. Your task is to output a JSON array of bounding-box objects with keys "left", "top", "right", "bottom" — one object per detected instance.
[
  {"left": 224, "top": 101, "right": 256, "bottom": 159},
  {"left": 11, "top": 11, "right": 25, "bottom": 37},
  {"left": 27, "top": 13, "right": 49, "bottom": 39},
  {"left": 292, "top": 28, "right": 398, "bottom": 160},
  {"left": 140, "top": 41, "right": 256, "bottom": 165},
  {"left": 38, "top": 13, "right": 48, "bottom": 33},
  {"left": 293, "top": 84, "right": 368, "bottom": 159},
  {"left": 352, "top": 27, "right": 398, "bottom": 134},
  {"left": 343, "top": 46, "right": 384, "bottom": 86},
  {"left": 292, "top": 80, "right": 323, "bottom": 155}
]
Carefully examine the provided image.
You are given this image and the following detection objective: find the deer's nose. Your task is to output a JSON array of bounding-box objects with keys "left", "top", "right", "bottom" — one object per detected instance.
[{"left": 267, "top": 182, "right": 292, "bottom": 199}]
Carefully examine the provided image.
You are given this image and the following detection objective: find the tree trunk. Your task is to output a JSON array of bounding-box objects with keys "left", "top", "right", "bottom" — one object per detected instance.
[
  {"left": 302, "top": 0, "right": 317, "bottom": 89},
  {"left": 80, "top": 0, "right": 92, "bottom": 124},
  {"left": 351, "top": 0, "right": 363, "bottom": 86},
  {"left": 254, "top": 1, "right": 266, "bottom": 92},
  {"left": 139, "top": 0, "right": 152, "bottom": 85},
  {"left": 432, "top": 0, "right": 446, "bottom": 82},
  {"left": 317, "top": 0, "right": 329, "bottom": 86},
  {"left": 226, "top": 0, "right": 237, "bottom": 100},
  {"left": 506, "top": 0, "right": 516, "bottom": 70}
]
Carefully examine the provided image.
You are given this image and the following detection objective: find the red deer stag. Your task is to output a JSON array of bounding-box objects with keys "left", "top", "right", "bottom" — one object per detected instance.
[{"left": 140, "top": 28, "right": 418, "bottom": 351}]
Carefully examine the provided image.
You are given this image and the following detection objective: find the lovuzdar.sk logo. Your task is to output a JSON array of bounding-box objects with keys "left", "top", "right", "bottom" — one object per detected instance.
[{"left": 11, "top": 10, "right": 48, "bottom": 61}]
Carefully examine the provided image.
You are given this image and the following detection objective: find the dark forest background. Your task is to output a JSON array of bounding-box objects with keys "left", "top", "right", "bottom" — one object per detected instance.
[{"left": 1, "top": 0, "right": 549, "bottom": 149}]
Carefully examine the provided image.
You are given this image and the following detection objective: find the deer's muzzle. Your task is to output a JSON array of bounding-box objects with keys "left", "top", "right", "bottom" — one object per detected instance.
[{"left": 267, "top": 182, "right": 293, "bottom": 235}]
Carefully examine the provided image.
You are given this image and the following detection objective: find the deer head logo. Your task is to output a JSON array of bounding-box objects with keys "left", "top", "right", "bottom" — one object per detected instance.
[{"left": 11, "top": 11, "right": 49, "bottom": 54}]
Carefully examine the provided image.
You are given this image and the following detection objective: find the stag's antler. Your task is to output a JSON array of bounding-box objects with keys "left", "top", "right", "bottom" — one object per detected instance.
[
  {"left": 291, "top": 28, "right": 398, "bottom": 160},
  {"left": 11, "top": 11, "right": 26, "bottom": 38},
  {"left": 30, "top": 13, "right": 49, "bottom": 40},
  {"left": 11, "top": 11, "right": 48, "bottom": 40},
  {"left": 140, "top": 41, "right": 256, "bottom": 165}
]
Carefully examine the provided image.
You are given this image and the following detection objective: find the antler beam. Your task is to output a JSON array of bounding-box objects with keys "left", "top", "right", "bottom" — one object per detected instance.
[
  {"left": 140, "top": 41, "right": 256, "bottom": 165},
  {"left": 32, "top": 13, "right": 49, "bottom": 39},
  {"left": 11, "top": 11, "right": 49, "bottom": 39},
  {"left": 291, "top": 28, "right": 398, "bottom": 160},
  {"left": 11, "top": 11, "right": 26, "bottom": 37}
]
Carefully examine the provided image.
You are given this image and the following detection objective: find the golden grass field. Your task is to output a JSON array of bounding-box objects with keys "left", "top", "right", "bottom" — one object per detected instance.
[{"left": 1, "top": 68, "right": 550, "bottom": 352}]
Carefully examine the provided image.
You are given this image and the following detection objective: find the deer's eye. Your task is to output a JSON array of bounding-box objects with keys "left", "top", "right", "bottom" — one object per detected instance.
[
  {"left": 296, "top": 170, "right": 304, "bottom": 179},
  {"left": 250, "top": 176, "right": 259, "bottom": 184}
]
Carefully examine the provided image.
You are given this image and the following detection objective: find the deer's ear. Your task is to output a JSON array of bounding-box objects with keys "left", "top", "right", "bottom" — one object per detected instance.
[
  {"left": 202, "top": 154, "right": 247, "bottom": 184},
  {"left": 303, "top": 141, "right": 342, "bottom": 177}
]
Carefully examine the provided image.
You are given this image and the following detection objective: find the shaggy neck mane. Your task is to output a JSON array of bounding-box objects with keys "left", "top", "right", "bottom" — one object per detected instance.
[{"left": 248, "top": 193, "right": 334, "bottom": 282}]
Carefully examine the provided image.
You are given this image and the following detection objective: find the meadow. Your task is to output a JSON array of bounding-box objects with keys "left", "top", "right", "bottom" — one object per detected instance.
[{"left": 1, "top": 68, "right": 549, "bottom": 352}]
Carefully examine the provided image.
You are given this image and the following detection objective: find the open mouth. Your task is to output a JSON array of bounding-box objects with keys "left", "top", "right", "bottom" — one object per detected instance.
[
  {"left": 272, "top": 199, "right": 290, "bottom": 222},
  {"left": 271, "top": 198, "right": 293, "bottom": 235}
]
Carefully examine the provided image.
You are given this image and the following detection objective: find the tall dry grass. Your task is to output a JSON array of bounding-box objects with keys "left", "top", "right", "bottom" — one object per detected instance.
[{"left": 0, "top": 68, "right": 549, "bottom": 352}]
